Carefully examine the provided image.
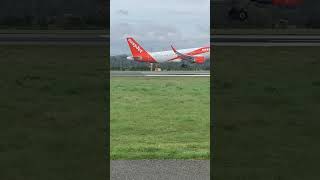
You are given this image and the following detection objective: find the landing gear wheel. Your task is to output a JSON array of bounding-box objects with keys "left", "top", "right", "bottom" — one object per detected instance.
[{"left": 181, "top": 64, "right": 188, "bottom": 68}]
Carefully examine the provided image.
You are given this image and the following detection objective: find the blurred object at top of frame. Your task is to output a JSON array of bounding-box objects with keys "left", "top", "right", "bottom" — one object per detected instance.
[
  {"left": 0, "top": 0, "right": 108, "bottom": 30},
  {"left": 211, "top": 0, "right": 320, "bottom": 29}
]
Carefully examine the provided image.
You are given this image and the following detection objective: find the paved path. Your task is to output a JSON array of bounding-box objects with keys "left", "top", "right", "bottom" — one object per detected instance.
[
  {"left": 111, "top": 160, "right": 210, "bottom": 180},
  {"left": 211, "top": 35, "right": 320, "bottom": 46},
  {"left": 111, "top": 71, "right": 210, "bottom": 77}
]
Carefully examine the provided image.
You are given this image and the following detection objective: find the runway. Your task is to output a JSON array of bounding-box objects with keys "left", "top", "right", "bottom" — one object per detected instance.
[
  {"left": 1, "top": 34, "right": 320, "bottom": 46},
  {"left": 211, "top": 35, "right": 320, "bottom": 46},
  {"left": 111, "top": 160, "right": 210, "bottom": 180},
  {"left": 111, "top": 71, "right": 210, "bottom": 77}
]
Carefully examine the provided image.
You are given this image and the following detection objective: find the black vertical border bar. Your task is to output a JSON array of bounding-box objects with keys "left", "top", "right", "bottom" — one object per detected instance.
[
  {"left": 106, "top": 0, "right": 110, "bottom": 179},
  {"left": 210, "top": 0, "right": 214, "bottom": 179}
]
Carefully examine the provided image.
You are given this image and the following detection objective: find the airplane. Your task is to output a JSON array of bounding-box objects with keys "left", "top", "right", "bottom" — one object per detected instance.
[
  {"left": 126, "top": 37, "right": 210, "bottom": 67},
  {"left": 217, "top": 0, "right": 304, "bottom": 21}
]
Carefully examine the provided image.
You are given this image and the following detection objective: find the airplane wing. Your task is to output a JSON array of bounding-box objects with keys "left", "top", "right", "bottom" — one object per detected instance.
[
  {"left": 170, "top": 45, "right": 207, "bottom": 64},
  {"left": 171, "top": 45, "right": 194, "bottom": 62}
]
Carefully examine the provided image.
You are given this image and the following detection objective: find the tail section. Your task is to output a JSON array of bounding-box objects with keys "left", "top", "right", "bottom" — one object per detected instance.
[
  {"left": 126, "top": 37, "right": 146, "bottom": 56},
  {"left": 126, "top": 37, "right": 156, "bottom": 63}
]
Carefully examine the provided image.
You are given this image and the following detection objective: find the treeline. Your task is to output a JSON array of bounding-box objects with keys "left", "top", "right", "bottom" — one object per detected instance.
[{"left": 110, "top": 55, "right": 210, "bottom": 71}]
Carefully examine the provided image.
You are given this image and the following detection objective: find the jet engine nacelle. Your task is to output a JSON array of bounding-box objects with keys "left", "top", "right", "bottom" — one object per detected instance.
[{"left": 193, "top": 56, "right": 205, "bottom": 64}]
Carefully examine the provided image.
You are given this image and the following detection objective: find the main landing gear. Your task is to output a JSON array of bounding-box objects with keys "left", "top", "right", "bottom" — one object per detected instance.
[
  {"left": 150, "top": 63, "right": 161, "bottom": 71},
  {"left": 181, "top": 63, "right": 189, "bottom": 68}
]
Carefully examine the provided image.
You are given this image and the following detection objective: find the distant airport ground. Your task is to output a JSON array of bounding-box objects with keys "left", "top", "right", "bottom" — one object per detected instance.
[
  {"left": 111, "top": 77, "right": 210, "bottom": 159},
  {"left": 213, "top": 46, "right": 320, "bottom": 179},
  {"left": 111, "top": 71, "right": 210, "bottom": 77},
  {"left": 0, "top": 45, "right": 106, "bottom": 179}
]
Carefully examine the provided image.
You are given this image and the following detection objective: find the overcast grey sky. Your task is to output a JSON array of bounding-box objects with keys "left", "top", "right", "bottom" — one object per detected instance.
[{"left": 110, "top": 0, "right": 210, "bottom": 55}]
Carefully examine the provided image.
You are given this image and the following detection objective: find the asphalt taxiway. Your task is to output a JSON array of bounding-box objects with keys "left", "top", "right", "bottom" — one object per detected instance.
[
  {"left": 111, "top": 160, "right": 210, "bottom": 180},
  {"left": 111, "top": 71, "right": 210, "bottom": 77},
  {"left": 211, "top": 35, "right": 320, "bottom": 46}
]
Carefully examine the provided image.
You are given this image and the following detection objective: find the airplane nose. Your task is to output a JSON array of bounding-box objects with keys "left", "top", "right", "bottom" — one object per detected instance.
[{"left": 127, "top": 56, "right": 133, "bottom": 60}]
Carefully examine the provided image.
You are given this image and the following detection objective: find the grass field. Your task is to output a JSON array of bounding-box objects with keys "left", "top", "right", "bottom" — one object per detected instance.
[
  {"left": 111, "top": 77, "right": 210, "bottom": 160},
  {"left": 3, "top": 44, "right": 320, "bottom": 178},
  {"left": 213, "top": 46, "right": 320, "bottom": 180},
  {"left": 0, "top": 45, "right": 107, "bottom": 179}
]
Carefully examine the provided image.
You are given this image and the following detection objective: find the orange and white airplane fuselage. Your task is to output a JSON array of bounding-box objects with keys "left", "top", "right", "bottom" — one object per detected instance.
[{"left": 126, "top": 37, "right": 210, "bottom": 64}]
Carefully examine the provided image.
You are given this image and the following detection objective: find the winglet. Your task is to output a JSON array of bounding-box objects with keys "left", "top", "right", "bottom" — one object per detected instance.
[{"left": 171, "top": 45, "right": 177, "bottom": 53}]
